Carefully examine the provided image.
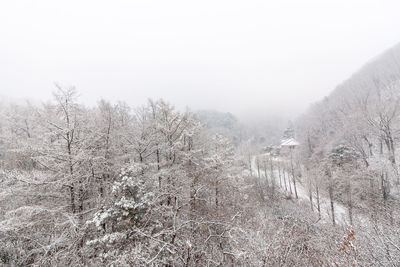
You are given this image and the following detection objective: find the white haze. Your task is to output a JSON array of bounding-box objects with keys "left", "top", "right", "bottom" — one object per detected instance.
[{"left": 1, "top": 0, "right": 400, "bottom": 117}]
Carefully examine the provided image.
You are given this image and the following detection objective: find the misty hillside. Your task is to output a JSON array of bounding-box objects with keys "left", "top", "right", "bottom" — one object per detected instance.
[
  {"left": 196, "top": 110, "right": 243, "bottom": 144},
  {"left": 294, "top": 43, "right": 400, "bottom": 264},
  {"left": 1, "top": 43, "right": 400, "bottom": 266},
  {"left": 316, "top": 42, "right": 400, "bottom": 111}
]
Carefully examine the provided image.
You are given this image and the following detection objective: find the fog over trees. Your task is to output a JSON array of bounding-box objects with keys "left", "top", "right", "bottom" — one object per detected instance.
[
  {"left": 2, "top": 0, "right": 400, "bottom": 263},
  {"left": 2, "top": 43, "right": 400, "bottom": 266}
]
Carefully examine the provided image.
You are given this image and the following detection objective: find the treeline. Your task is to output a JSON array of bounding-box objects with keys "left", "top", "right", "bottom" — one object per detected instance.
[
  {"left": 0, "top": 87, "right": 248, "bottom": 265},
  {"left": 0, "top": 87, "right": 372, "bottom": 267}
]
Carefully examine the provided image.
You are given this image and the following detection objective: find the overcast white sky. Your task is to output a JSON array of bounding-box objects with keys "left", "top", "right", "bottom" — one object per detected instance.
[{"left": 1, "top": 0, "right": 400, "bottom": 117}]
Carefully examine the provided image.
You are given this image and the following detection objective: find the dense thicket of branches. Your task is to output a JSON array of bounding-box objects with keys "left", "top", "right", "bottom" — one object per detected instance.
[{"left": 0, "top": 89, "right": 350, "bottom": 266}]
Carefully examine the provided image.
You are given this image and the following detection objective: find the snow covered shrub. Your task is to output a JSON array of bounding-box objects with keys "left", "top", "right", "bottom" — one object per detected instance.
[
  {"left": 86, "top": 164, "right": 165, "bottom": 265},
  {"left": 89, "top": 165, "right": 154, "bottom": 230}
]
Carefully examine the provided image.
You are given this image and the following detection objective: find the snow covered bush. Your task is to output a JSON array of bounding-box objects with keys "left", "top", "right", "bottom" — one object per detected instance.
[
  {"left": 89, "top": 165, "right": 154, "bottom": 230},
  {"left": 86, "top": 164, "right": 166, "bottom": 266}
]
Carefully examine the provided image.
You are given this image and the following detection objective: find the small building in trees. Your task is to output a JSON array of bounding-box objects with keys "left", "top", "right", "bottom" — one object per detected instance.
[{"left": 280, "top": 138, "right": 300, "bottom": 156}]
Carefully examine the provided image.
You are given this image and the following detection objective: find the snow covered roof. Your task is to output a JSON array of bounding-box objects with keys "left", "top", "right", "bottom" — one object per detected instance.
[{"left": 280, "top": 138, "right": 300, "bottom": 147}]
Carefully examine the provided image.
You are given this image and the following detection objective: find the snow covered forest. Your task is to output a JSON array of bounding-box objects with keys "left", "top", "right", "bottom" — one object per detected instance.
[{"left": 2, "top": 44, "right": 400, "bottom": 267}]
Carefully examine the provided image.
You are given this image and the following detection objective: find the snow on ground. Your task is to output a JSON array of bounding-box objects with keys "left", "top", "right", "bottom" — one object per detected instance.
[{"left": 251, "top": 155, "right": 349, "bottom": 225}]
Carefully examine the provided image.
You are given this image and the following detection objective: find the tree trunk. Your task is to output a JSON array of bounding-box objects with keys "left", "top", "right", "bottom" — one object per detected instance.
[
  {"left": 263, "top": 158, "right": 269, "bottom": 188},
  {"left": 316, "top": 183, "right": 321, "bottom": 219},
  {"left": 70, "top": 185, "right": 75, "bottom": 214},
  {"left": 308, "top": 177, "right": 313, "bottom": 212},
  {"left": 157, "top": 147, "right": 161, "bottom": 190},
  {"left": 278, "top": 161, "right": 282, "bottom": 188},
  {"left": 283, "top": 165, "right": 288, "bottom": 192},
  {"left": 347, "top": 180, "right": 353, "bottom": 225},
  {"left": 270, "top": 158, "right": 275, "bottom": 198},
  {"left": 290, "top": 148, "right": 298, "bottom": 199},
  {"left": 215, "top": 179, "right": 219, "bottom": 208},
  {"left": 249, "top": 155, "right": 252, "bottom": 176},
  {"left": 287, "top": 167, "right": 293, "bottom": 195},
  {"left": 67, "top": 134, "right": 75, "bottom": 214},
  {"left": 328, "top": 170, "right": 335, "bottom": 225}
]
